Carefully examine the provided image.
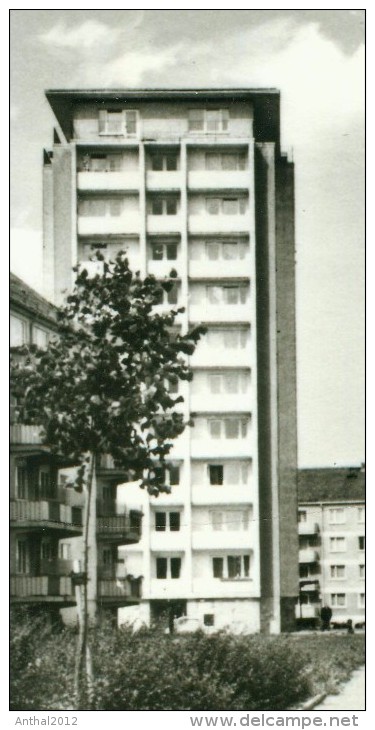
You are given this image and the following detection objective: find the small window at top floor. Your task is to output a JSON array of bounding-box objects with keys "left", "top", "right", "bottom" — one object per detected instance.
[
  {"left": 188, "top": 109, "right": 229, "bottom": 134},
  {"left": 10, "top": 315, "right": 28, "bottom": 347},
  {"left": 98, "top": 109, "right": 138, "bottom": 137}
]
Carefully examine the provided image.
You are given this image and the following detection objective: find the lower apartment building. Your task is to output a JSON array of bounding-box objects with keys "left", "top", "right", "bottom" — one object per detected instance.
[{"left": 297, "top": 467, "right": 365, "bottom": 628}]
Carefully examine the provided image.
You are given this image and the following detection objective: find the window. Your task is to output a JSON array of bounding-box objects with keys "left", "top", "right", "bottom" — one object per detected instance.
[
  {"left": 59, "top": 543, "right": 71, "bottom": 560},
  {"left": 33, "top": 326, "right": 49, "bottom": 349},
  {"left": 205, "top": 197, "right": 247, "bottom": 215},
  {"left": 41, "top": 540, "right": 55, "bottom": 561},
  {"left": 206, "top": 240, "right": 247, "bottom": 261},
  {"left": 155, "top": 283, "right": 179, "bottom": 306},
  {"left": 329, "top": 537, "right": 346, "bottom": 552},
  {"left": 205, "top": 152, "right": 246, "bottom": 171},
  {"left": 78, "top": 197, "right": 123, "bottom": 217},
  {"left": 155, "top": 511, "right": 181, "bottom": 532},
  {"left": 151, "top": 153, "right": 178, "bottom": 171},
  {"left": 209, "top": 510, "right": 250, "bottom": 532},
  {"left": 298, "top": 511, "right": 307, "bottom": 523},
  {"left": 212, "top": 555, "right": 251, "bottom": 579},
  {"left": 99, "top": 109, "right": 138, "bottom": 136},
  {"left": 358, "top": 593, "right": 365, "bottom": 608},
  {"left": 208, "top": 372, "right": 248, "bottom": 394},
  {"left": 208, "top": 417, "right": 248, "bottom": 440},
  {"left": 10, "top": 315, "right": 28, "bottom": 347},
  {"left": 16, "top": 540, "right": 28, "bottom": 574},
  {"left": 358, "top": 536, "right": 365, "bottom": 551},
  {"left": 329, "top": 508, "right": 346, "bottom": 524},
  {"left": 102, "top": 547, "right": 114, "bottom": 567},
  {"left": 39, "top": 467, "right": 55, "bottom": 500},
  {"left": 206, "top": 327, "right": 248, "bottom": 350},
  {"left": 188, "top": 109, "right": 229, "bottom": 133},
  {"left": 169, "top": 465, "right": 180, "bottom": 486},
  {"left": 166, "top": 375, "right": 179, "bottom": 394},
  {"left": 209, "top": 465, "right": 223, "bottom": 485},
  {"left": 330, "top": 565, "right": 346, "bottom": 579},
  {"left": 72, "top": 507, "right": 83, "bottom": 526},
  {"left": 206, "top": 284, "right": 248, "bottom": 306},
  {"left": 331, "top": 593, "right": 346, "bottom": 607},
  {"left": 203, "top": 614, "right": 215, "bottom": 627},
  {"left": 150, "top": 197, "right": 178, "bottom": 216},
  {"left": 151, "top": 241, "right": 178, "bottom": 261},
  {"left": 358, "top": 507, "right": 365, "bottom": 523},
  {"left": 359, "top": 565, "right": 365, "bottom": 579},
  {"left": 16, "top": 465, "right": 27, "bottom": 499},
  {"left": 156, "top": 557, "right": 181, "bottom": 579}
]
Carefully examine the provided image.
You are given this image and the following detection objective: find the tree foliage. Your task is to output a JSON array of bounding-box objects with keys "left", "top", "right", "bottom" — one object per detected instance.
[{"left": 11, "top": 252, "right": 206, "bottom": 494}]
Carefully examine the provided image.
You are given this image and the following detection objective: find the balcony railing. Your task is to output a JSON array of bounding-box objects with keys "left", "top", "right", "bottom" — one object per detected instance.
[
  {"left": 77, "top": 171, "right": 141, "bottom": 192},
  {"left": 10, "top": 500, "right": 83, "bottom": 533},
  {"left": 10, "top": 575, "right": 74, "bottom": 600},
  {"left": 96, "top": 510, "right": 142, "bottom": 543},
  {"left": 299, "top": 548, "right": 319, "bottom": 564},
  {"left": 188, "top": 171, "right": 250, "bottom": 191},
  {"left": 298, "top": 522, "right": 320, "bottom": 536},
  {"left": 10, "top": 424, "right": 43, "bottom": 445},
  {"left": 98, "top": 576, "right": 142, "bottom": 603}
]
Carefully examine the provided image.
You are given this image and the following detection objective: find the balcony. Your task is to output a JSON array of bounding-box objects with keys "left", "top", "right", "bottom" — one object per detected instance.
[
  {"left": 299, "top": 548, "right": 319, "bottom": 564},
  {"left": 77, "top": 171, "right": 141, "bottom": 192},
  {"left": 146, "top": 171, "right": 183, "bottom": 191},
  {"left": 147, "top": 215, "right": 181, "bottom": 235},
  {"left": 188, "top": 171, "right": 250, "bottom": 191},
  {"left": 190, "top": 436, "right": 254, "bottom": 459},
  {"left": 191, "top": 486, "right": 253, "bottom": 506},
  {"left": 190, "top": 393, "right": 253, "bottom": 413},
  {"left": 189, "top": 304, "right": 252, "bottom": 324},
  {"left": 192, "top": 531, "right": 253, "bottom": 551},
  {"left": 295, "top": 604, "right": 319, "bottom": 619},
  {"left": 189, "top": 213, "right": 251, "bottom": 236},
  {"left": 189, "top": 259, "right": 251, "bottom": 279},
  {"left": 78, "top": 213, "right": 141, "bottom": 236},
  {"left": 97, "top": 576, "right": 142, "bottom": 606},
  {"left": 298, "top": 522, "right": 320, "bottom": 536},
  {"left": 192, "top": 577, "right": 257, "bottom": 599},
  {"left": 10, "top": 424, "right": 43, "bottom": 446},
  {"left": 147, "top": 259, "right": 182, "bottom": 278},
  {"left": 150, "top": 530, "right": 187, "bottom": 552},
  {"left": 96, "top": 510, "right": 142, "bottom": 544},
  {"left": 10, "top": 499, "right": 83, "bottom": 535},
  {"left": 10, "top": 575, "right": 75, "bottom": 604},
  {"left": 190, "top": 346, "right": 253, "bottom": 369}
]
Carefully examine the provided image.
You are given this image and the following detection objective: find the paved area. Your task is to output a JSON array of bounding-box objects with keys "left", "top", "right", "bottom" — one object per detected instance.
[{"left": 313, "top": 667, "right": 365, "bottom": 711}]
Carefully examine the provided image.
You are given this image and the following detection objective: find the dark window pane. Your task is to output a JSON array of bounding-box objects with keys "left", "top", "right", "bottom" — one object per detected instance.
[
  {"left": 168, "top": 375, "right": 179, "bottom": 394},
  {"left": 169, "top": 512, "right": 180, "bottom": 532},
  {"left": 167, "top": 285, "right": 178, "bottom": 305},
  {"left": 166, "top": 242, "right": 178, "bottom": 260},
  {"left": 169, "top": 466, "right": 180, "bottom": 486},
  {"left": 152, "top": 243, "right": 164, "bottom": 260},
  {"left": 166, "top": 154, "right": 178, "bottom": 171},
  {"left": 204, "top": 614, "right": 215, "bottom": 626},
  {"left": 152, "top": 199, "right": 163, "bottom": 215},
  {"left": 155, "top": 512, "right": 166, "bottom": 532},
  {"left": 171, "top": 557, "right": 181, "bottom": 578},
  {"left": 243, "top": 555, "right": 250, "bottom": 577},
  {"left": 156, "top": 557, "right": 167, "bottom": 578},
  {"left": 209, "top": 465, "right": 223, "bottom": 485},
  {"left": 152, "top": 155, "right": 163, "bottom": 171},
  {"left": 166, "top": 199, "right": 177, "bottom": 215},
  {"left": 228, "top": 556, "right": 241, "bottom": 578},
  {"left": 213, "top": 557, "right": 223, "bottom": 578}
]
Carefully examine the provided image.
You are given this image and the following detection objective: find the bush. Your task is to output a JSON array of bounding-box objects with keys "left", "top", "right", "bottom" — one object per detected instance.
[{"left": 10, "top": 614, "right": 365, "bottom": 711}]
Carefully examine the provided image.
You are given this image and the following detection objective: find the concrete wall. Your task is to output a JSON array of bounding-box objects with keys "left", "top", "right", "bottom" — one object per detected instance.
[{"left": 51, "top": 146, "right": 75, "bottom": 305}]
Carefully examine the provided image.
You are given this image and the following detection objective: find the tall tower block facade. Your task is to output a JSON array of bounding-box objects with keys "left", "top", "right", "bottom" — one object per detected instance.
[{"left": 43, "top": 89, "right": 298, "bottom": 633}]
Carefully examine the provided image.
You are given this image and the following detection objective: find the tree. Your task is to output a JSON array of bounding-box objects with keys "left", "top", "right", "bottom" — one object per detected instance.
[{"left": 11, "top": 251, "right": 206, "bottom": 708}]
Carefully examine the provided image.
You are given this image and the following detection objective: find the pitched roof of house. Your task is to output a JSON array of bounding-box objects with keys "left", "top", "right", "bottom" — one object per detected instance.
[
  {"left": 10, "top": 273, "right": 58, "bottom": 327},
  {"left": 298, "top": 467, "right": 365, "bottom": 504}
]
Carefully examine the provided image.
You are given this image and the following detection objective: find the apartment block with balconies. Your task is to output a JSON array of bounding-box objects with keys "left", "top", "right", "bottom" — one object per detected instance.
[
  {"left": 42, "top": 89, "right": 298, "bottom": 633},
  {"left": 297, "top": 467, "right": 365, "bottom": 628}
]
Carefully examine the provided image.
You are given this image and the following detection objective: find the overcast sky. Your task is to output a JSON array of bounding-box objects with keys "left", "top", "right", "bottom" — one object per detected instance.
[{"left": 9, "top": 9, "right": 365, "bottom": 468}]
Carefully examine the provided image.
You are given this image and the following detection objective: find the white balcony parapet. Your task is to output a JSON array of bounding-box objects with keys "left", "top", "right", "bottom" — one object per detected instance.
[
  {"left": 189, "top": 213, "right": 251, "bottom": 235},
  {"left": 77, "top": 171, "right": 141, "bottom": 192},
  {"left": 190, "top": 393, "right": 253, "bottom": 413},
  {"left": 188, "top": 171, "right": 250, "bottom": 191},
  {"left": 146, "top": 171, "right": 183, "bottom": 191},
  {"left": 191, "top": 486, "right": 253, "bottom": 506},
  {"left": 10, "top": 424, "right": 43, "bottom": 445},
  {"left": 299, "top": 548, "right": 319, "bottom": 564},
  {"left": 78, "top": 214, "right": 141, "bottom": 236},
  {"left": 192, "top": 531, "right": 253, "bottom": 551},
  {"left": 298, "top": 522, "right": 320, "bottom": 536},
  {"left": 147, "top": 215, "right": 182, "bottom": 235},
  {"left": 189, "top": 304, "right": 252, "bottom": 324},
  {"left": 190, "top": 437, "right": 254, "bottom": 459},
  {"left": 189, "top": 260, "right": 251, "bottom": 279}
]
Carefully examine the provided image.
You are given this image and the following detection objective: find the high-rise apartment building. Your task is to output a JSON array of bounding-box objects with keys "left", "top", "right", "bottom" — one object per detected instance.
[{"left": 42, "top": 89, "right": 298, "bottom": 633}]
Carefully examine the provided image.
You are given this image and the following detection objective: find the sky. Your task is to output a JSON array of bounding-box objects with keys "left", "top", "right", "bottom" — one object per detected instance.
[{"left": 9, "top": 8, "right": 365, "bottom": 468}]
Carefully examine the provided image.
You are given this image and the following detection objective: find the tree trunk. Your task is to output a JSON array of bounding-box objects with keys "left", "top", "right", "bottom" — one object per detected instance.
[{"left": 74, "top": 451, "right": 96, "bottom": 709}]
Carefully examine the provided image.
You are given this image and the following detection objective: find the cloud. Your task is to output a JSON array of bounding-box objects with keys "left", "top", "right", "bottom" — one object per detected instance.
[
  {"left": 39, "top": 19, "right": 119, "bottom": 49},
  {"left": 91, "top": 43, "right": 184, "bottom": 86},
  {"left": 10, "top": 228, "right": 43, "bottom": 293}
]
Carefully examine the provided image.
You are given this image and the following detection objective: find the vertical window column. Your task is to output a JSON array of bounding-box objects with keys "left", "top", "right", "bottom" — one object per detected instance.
[{"left": 139, "top": 142, "right": 147, "bottom": 277}]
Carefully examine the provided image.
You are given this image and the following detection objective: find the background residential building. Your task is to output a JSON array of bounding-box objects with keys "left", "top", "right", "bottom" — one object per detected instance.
[
  {"left": 42, "top": 88, "right": 298, "bottom": 633},
  {"left": 297, "top": 466, "right": 365, "bottom": 627}
]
